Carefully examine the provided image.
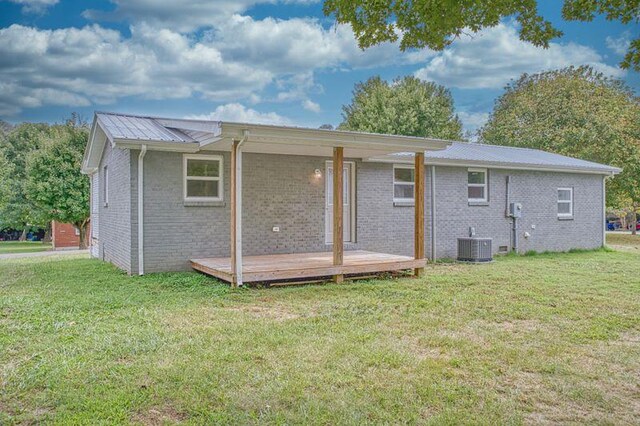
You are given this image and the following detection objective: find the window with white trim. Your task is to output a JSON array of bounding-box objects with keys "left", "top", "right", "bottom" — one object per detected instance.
[
  {"left": 393, "top": 165, "right": 414, "bottom": 203},
  {"left": 467, "top": 168, "right": 487, "bottom": 202},
  {"left": 183, "top": 154, "right": 223, "bottom": 201},
  {"left": 103, "top": 165, "right": 109, "bottom": 207},
  {"left": 557, "top": 187, "right": 573, "bottom": 217}
]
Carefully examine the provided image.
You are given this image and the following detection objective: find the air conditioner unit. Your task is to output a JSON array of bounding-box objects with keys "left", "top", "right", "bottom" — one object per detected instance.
[{"left": 457, "top": 238, "right": 493, "bottom": 262}]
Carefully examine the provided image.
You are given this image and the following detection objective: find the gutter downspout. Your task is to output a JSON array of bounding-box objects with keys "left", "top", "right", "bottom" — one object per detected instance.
[
  {"left": 430, "top": 165, "right": 436, "bottom": 262},
  {"left": 235, "top": 130, "right": 249, "bottom": 286},
  {"left": 138, "top": 145, "right": 147, "bottom": 276}
]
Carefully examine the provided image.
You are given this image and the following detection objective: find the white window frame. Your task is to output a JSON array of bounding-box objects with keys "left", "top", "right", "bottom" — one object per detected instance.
[
  {"left": 393, "top": 164, "right": 415, "bottom": 203},
  {"left": 467, "top": 168, "right": 488, "bottom": 202},
  {"left": 183, "top": 154, "right": 223, "bottom": 202},
  {"left": 103, "top": 165, "right": 109, "bottom": 207},
  {"left": 557, "top": 187, "right": 573, "bottom": 218}
]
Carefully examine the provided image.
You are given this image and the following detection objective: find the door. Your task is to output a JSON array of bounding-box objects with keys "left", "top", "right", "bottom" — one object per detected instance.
[{"left": 325, "top": 161, "right": 354, "bottom": 244}]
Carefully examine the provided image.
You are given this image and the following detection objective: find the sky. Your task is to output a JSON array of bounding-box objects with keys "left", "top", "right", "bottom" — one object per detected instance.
[{"left": 0, "top": 0, "right": 638, "bottom": 137}]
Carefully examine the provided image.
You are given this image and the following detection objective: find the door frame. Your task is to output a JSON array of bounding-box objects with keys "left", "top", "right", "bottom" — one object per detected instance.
[{"left": 325, "top": 160, "right": 356, "bottom": 244}]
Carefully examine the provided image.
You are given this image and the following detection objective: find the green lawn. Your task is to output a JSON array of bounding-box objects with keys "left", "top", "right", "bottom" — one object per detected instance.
[
  {"left": 1, "top": 248, "right": 639, "bottom": 424},
  {"left": 606, "top": 232, "right": 640, "bottom": 252},
  {"left": 0, "top": 241, "right": 51, "bottom": 254}
]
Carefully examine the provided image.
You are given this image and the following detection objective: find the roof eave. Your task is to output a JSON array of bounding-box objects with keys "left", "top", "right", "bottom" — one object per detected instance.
[
  {"left": 220, "top": 122, "right": 451, "bottom": 152},
  {"left": 113, "top": 138, "right": 201, "bottom": 153},
  {"left": 368, "top": 156, "right": 621, "bottom": 175}
]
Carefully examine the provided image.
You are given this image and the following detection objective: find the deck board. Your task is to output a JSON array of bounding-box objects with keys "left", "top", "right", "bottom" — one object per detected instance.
[{"left": 191, "top": 250, "right": 425, "bottom": 284}]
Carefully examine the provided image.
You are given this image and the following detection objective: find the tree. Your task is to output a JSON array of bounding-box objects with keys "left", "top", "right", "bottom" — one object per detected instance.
[
  {"left": 25, "top": 119, "right": 91, "bottom": 248},
  {"left": 339, "top": 75, "right": 463, "bottom": 140},
  {"left": 480, "top": 66, "right": 640, "bottom": 234},
  {"left": 0, "top": 123, "right": 51, "bottom": 237},
  {"left": 0, "top": 152, "right": 13, "bottom": 219},
  {"left": 0, "top": 120, "right": 12, "bottom": 137},
  {"left": 323, "top": 0, "right": 639, "bottom": 71}
]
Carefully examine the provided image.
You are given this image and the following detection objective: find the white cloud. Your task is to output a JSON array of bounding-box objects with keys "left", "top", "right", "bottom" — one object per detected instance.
[
  {"left": 302, "top": 99, "right": 321, "bottom": 113},
  {"left": 185, "top": 103, "right": 292, "bottom": 125},
  {"left": 415, "top": 22, "right": 625, "bottom": 89},
  {"left": 457, "top": 111, "right": 489, "bottom": 138},
  {"left": 213, "top": 15, "right": 428, "bottom": 73},
  {"left": 82, "top": 0, "right": 318, "bottom": 32},
  {"left": 0, "top": 9, "right": 429, "bottom": 116},
  {"left": 606, "top": 32, "right": 631, "bottom": 56},
  {"left": 5, "top": 0, "right": 58, "bottom": 13},
  {"left": 0, "top": 24, "right": 273, "bottom": 115}
]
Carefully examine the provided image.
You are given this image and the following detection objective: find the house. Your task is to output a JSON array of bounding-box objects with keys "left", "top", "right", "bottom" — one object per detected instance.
[
  {"left": 82, "top": 112, "right": 620, "bottom": 286},
  {"left": 51, "top": 220, "right": 90, "bottom": 250}
]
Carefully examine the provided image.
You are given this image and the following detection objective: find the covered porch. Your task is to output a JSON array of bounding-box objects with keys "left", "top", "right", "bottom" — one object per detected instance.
[{"left": 184, "top": 122, "right": 449, "bottom": 286}]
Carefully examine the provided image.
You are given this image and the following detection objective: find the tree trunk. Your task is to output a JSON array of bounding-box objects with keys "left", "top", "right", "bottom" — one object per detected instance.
[
  {"left": 76, "top": 219, "right": 89, "bottom": 249},
  {"left": 632, "top": 204, "right": 638, "bottom": 236},
  {"left": 43, "top": 222, "right": 52, "bottom": 243},
  {"left": 19, "top": 228, "right": 27, "bottom": 241}
]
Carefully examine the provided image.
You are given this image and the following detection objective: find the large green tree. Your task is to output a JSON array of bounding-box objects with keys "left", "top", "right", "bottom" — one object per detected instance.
[
  {"left": 480, "top": 66, "right": 640, "bottom": 234},
  {"left": 0, "top": 152, "right": 13, "bottom": 217},
  {"left": 0, "top": 123, "right": 51, "bottom": 237},
  {"left": 339, "top": 76, "right": 463, "bottom": 140},
  {"left": 323, "top": 0, "right": 639, "bottom": 71},
  {"left": 26, "top": 119, "right": 90, "bottom": 248}
]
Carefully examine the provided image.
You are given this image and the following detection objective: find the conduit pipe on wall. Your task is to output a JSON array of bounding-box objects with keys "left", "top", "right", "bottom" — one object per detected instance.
[{"left": 138, "top": 145, "right": 147, "bottom": 276}]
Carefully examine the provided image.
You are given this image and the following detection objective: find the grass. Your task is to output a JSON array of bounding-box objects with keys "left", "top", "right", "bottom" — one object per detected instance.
[
  {"left": 606, "top": 232, "right": 640, "bottom": 252},
  {"left": 1, "top": 249, "right": 639, "bottom": 424},
  {"left": 0, "top": 241, "right": 51, "bottom": 254}
]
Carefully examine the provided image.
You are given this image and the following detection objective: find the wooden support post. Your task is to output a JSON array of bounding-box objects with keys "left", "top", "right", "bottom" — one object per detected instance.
[
  {"left": 230, "top": 140, "right": 238, "bottom": 287},
  {"left": 333, "top": 147, "right": 344, "bottom": 283},
  {"left": 414, "top": 152, "right": 425, "bottom": 277}
]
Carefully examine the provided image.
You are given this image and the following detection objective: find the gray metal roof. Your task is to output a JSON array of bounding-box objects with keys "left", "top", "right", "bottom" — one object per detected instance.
[
  {"left": 94, "top": 111, "right": 619, "bottom": 175},
  {"left": 96, "top": 112, "right": 194, "bottom": 143},
  {"left": 419, "top": 141, "right": 620, "bottom": 174}
]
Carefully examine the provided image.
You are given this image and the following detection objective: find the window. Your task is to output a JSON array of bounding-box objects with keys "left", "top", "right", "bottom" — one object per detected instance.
[
  {"left": 393, "top": 165, "right": 414, "bottom": 203},
  {"left": 103, "top": 165, "right": 109, "bottom": 207},
  {"left": 468, "top": 168, "right": 487, "bottom": 202},
  {"left": 183, "top": 154, "right": 223, "bottom": 201},
  {"left": 557, "top": 187, "right": 573, "bottom": 218}
]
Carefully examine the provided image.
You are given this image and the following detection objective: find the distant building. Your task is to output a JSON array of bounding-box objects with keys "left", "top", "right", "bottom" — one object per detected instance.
[{"left": 52, "top": 221, "right": 90, "bottom": 250}]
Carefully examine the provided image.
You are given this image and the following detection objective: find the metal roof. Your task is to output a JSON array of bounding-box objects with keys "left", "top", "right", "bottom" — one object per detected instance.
[
  {"left": 409, "top": 141, "right": 620, "bottom": 174},
  {"left": 90, "top": 112, "right": 620, "bottom": 175},
  {"left": 96, "top": 112, "right": 194, "bottom": 143}
]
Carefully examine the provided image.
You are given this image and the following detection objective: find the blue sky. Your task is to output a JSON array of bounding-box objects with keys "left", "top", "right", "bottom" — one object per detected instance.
[{"left": 0, "top": 0, "right": 637, "bottom": 136}]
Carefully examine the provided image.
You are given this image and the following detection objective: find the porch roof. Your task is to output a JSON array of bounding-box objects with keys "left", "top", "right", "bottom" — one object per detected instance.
[{"left": 82, "top": 111, "right": 451, "bottom": 173}]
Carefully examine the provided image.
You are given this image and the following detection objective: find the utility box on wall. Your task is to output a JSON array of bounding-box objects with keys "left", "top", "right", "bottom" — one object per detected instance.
[
  {"left": 509, "top": 202, "right": 523, "bottom": 218},
  {"left": 457, "top": 238, "right": 493, "bottom": 262}
]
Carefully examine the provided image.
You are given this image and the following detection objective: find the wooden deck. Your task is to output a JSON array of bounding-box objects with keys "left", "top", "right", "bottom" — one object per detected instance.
[{"left": 191, "top": 250, "right": 425, "bottom": 284}]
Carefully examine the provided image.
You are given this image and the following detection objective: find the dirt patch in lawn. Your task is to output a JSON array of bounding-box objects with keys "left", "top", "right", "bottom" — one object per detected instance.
[
  {"left": 132, "top": 405, "right": 187, "bottom": 425},
  {"left": 501, "top": 330, "right": 640, "bottom": 424},
  {"left": 395, "top": 335, "right": 452, "bottom": 362},
  {"left": 226, "top": 304, "right": 301, "bottom": 321}
]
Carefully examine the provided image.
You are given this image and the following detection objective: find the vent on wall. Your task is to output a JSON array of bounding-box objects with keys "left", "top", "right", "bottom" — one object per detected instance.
[
  {"left": 498, "top": 245, "right": 509, "bottom": 253},
  {"left": 457, "top": 238, "right": 493, "bottom": 262}
]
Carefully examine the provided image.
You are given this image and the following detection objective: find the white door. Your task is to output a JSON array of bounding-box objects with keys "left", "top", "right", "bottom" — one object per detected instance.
[{"left": 325, "top": 161, "right": 353, "bottom": 244}]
